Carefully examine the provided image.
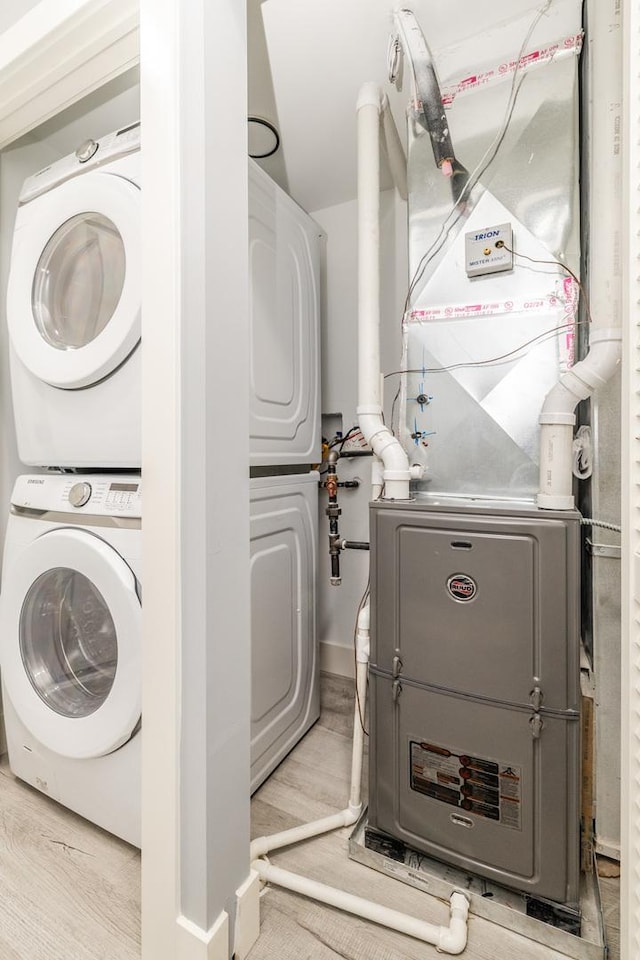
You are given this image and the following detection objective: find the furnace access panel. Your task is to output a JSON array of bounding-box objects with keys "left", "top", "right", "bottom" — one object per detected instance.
[{"left": 367, "top": 498, "right": 581, "bottom": 905}]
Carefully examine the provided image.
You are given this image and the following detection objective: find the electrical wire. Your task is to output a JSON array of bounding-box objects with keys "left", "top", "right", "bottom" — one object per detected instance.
[
  {"left": 400, "top": 0, "right": 554, "bottom": 320},
  {"left": 339, "top": 426, "right": 366, "bottom": 453},
  {"left": 581, "top": 518, "right": 622, "bottom": 533},
  {"left": 499, "top": 242, "right": 591, "bottom": 325},
  {"left": 385, "top": 317, "right": 586, "bottom": 381},
  {"left": 390, "top": 2, "right": 555, "bottom": 438}
]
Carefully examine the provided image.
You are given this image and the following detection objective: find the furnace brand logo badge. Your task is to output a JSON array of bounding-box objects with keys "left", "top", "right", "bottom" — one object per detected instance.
[{"left": 447, "top": 574, "right": 477, "bottom": 602}]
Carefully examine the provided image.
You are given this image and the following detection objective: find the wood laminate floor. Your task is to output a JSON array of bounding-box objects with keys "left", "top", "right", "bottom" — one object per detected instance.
[
  {"left": 0, "top": 674, "right": 620, "bottom": 959},
  {"left": 0, "top": 754, "right": 140, "bottom": 959},
  {"left": 248, "top": 673, "right": 621, "bottom": 960}
]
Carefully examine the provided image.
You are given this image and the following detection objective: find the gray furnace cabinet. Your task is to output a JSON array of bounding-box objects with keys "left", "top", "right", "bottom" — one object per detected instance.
[{"left": 368, "top": 498, "right": 582, "bottom": 905}]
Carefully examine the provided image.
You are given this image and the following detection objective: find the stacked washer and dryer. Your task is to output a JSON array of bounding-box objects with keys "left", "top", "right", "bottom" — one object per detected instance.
[{"left": 0, "top": 123, "right": 321, "bottom": 846}]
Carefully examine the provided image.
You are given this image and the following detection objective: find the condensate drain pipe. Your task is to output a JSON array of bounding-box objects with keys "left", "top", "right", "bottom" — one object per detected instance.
[
  {"left": 249, "top": 603, "right": 471, "bottom": 954},
  {"left": 538, "top": 330, "right": 621, "bottom": 509},
  {"left": 357, "top": 81, "right": 416, "bottom": 500},
  {"left": 537, "top": 0, "right": 622, "bottom": 510}
]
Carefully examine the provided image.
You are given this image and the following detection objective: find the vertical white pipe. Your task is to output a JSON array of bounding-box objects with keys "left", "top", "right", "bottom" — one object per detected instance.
[
  {"left": 538, "top": 0, "right": 623, "bottom": 509},
  {"left": 357, "top": 84, "right": 383, "bottom": 412},
  {"left": 620, "top": 0, "right": 640, "bottom": 953},
  {"left": 247, "top": 598, "right": 470, "bottom": 951},
  {"left": 357, "top": 83, "right": 411, "bottom": 500},
  {"left": 349, "top": 603, "right": 370, "bottom": 814}
]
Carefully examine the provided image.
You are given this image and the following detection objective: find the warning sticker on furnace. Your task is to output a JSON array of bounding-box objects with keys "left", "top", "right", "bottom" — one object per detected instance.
[{"left": 409, "top": 739, "right": 522, "bottom": 831}]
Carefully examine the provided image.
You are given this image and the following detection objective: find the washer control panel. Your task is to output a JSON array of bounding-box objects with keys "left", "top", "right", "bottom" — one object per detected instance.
[
  {"left": 20, "top": 121, "right": 140, "bottom": 204},
  {"left": 13, "top": 475, "right": 142, "bottom": 519}
]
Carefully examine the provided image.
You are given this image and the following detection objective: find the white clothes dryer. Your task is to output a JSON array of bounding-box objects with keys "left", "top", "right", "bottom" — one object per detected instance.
[
  {"left": 249, "top": 471, "right": 319, "bottom": 790},
  {"left": 7, "top": 123, "right": 141, "bottom": 468},
  {"left": 0, "top": 474, "right": 141, "bottom": 846}
]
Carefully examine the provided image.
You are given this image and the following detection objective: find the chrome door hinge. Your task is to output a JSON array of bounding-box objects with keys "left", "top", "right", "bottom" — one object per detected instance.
[
  {"left": 529, "top": 686, "right": 543, "bottom": 711},
  {"left": 530, "top": 714, "right": 544, "bottom": 739}
]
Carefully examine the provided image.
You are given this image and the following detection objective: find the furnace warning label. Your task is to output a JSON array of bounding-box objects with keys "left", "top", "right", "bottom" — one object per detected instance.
[{"left": 409, "top": 739, "right": 522, "bottom": 830}]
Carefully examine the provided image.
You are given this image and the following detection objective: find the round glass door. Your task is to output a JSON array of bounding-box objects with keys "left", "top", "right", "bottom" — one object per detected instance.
[
  {"left": 0, "top": 527, "right": 141, "bottom": 759},
  {"left": 20, "top": 567, "right": 118, "bottom": 719},
  {"left": 7, "top": 170, "right": 141, "bottom": 389},
  {"left": 32, "top": 213, "right": 126, "bottom": 350}
]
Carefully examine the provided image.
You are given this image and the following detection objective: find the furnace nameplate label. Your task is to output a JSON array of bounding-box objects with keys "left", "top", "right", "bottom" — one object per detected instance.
[{"left": 409, "top": 739, "right": 522, "bottom": 830}]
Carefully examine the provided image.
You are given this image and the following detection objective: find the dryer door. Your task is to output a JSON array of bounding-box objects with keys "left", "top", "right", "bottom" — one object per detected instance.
[
  {"left": 7, "top": 170, "right": 140, "bottom": 389},
  {"left": 0, "top": 528, "right": 141, "bottom": 759}
]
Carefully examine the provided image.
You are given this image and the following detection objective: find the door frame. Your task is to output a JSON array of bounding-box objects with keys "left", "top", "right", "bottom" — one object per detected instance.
[{"left": 0, "top": 3, "right": 253, "bottom": 959}]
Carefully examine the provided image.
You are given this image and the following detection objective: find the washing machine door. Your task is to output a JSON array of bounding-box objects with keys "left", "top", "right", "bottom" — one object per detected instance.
[
  {"left": 7, "top": 170, "right": 140, "bottom": 389},
  {"left": 0, "top": 527, "right": 141, "bottom": 760}
]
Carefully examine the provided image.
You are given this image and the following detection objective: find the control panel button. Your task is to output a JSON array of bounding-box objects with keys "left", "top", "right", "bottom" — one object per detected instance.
[
  {"left": 75, "top": 139, "right": 99, "bottom": 163},
  {"left": 68, "top": 482, "right": 92, "bottom": 508}
]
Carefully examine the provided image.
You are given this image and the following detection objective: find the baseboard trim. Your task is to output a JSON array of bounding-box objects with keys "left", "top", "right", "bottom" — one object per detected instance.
[
  {"left": 233, "top": 870, "right": 261, "bottom": 959},
  {"left": 320, "top": 640, "right": 355, "bottom": 679},
  {"left": 176, "top": 909, "right": 229, "bottom": 960}
]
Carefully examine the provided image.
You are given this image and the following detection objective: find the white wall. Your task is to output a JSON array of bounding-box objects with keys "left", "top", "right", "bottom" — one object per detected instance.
[
  {"left": 312, "top": 188, "right": 407, "bottom": 675},
  {"left": 0, "top": 1, "right": 41, "bottom": 34}
]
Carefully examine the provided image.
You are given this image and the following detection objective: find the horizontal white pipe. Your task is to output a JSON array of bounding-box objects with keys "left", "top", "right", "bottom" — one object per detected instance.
[
  {"left": 249, "top": 601, "right": 470, "bottom": 953},
  {"left": 252, "top": 605, "right": 370, "bottom": 858},
  {"left": 357, "top": 82, "right": 411, "bottom": 500},
  {"left": 252, "top": 860, "right": 469, "bottom": 954},
  {"left": 538, "top": 330, "right": 622, "bottom": 509},
  {"left": 250, "top": 808, "right": 358, "bottom": 861}
]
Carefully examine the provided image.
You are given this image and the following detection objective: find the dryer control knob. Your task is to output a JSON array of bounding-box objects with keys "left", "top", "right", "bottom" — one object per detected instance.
[
  {"left": 69, "top": 482, "right": 92, "bottom": 508},
  {"left": 75, "top": 139, "right": 99, "bottom": 163}
]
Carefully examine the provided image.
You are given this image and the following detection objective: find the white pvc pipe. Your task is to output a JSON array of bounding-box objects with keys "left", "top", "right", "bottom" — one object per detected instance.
[
  {"left": 538, "top": 0, "right": 622, "bottom": 510},
  {"left": 349, "top": 606, "right": 370, "bottom": 813},
  {"left": 250, "top": 604, "right": 370, "bottom": 861},
  {"left": 250, "top": 809, "right": 357, "bottom": 861},
  {"left": 357, "top": 82, "right": 412, "bottom": 501},
  {"left": 250, "top": 601, "right": 469, "bottom": 952},
  {"left": 538, "top": 329, "right": 622, "bottom": 509},
  {"left": 252, "top": 860, "right": 470, "bottom": 955},
  {"left": 381, "top": 93, "right": 408, "bottom": 200}
]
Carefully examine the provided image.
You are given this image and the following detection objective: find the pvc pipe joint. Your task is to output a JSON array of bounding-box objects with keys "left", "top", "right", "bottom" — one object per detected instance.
[{"left": 538, "top": 327, "right": 621, "bottom": 509}]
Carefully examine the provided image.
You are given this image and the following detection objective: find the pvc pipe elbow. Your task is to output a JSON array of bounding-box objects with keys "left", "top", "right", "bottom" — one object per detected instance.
[
  {"left": 437, "top": 893, "right": 470, "bottom": 955},
  {"left": 540, "top": 335, "right": 622, "bottom": 422},
  {"left": 250, "top": 837, "right": 269, "bottom": 860}
]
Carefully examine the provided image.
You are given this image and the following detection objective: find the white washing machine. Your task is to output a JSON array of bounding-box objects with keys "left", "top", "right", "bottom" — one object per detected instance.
[
  {"left": 250, "top": 472, "right": 319, "bottom": 790},
  {"left": 6, "top": 123, "right": 141, "bottom": 468},
  {"left": 0, "top": 474, "right": 141, "bottom": 846}
]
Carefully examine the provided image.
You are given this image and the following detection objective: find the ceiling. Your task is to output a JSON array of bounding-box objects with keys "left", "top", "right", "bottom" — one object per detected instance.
[{"left": 249, "top": 0, "right": 580, "bottom": 213}]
